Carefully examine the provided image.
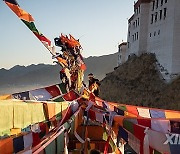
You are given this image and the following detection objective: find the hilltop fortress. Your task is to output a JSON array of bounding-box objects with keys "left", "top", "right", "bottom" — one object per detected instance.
[{"left": 118, "top": 0, "right": 180, "bottom": 79}]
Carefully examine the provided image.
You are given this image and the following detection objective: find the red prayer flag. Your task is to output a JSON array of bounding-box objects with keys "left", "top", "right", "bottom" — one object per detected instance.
[
  {"left": 133, "top": 124, "right": 146, "bottom": 154},
  {"left": 63, "top": 90, "right": 79, "bottom": 101},
  {"left": 45, "top": 85, "right": 61, "bottom": 97},
  {"left": 34, "top": 32, "right": 51, "bottom": 46}
]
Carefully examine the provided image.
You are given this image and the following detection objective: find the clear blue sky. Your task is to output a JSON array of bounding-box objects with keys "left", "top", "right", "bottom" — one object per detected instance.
[{"left": 0, "top": 0, "right": 135, "bottom": 69}]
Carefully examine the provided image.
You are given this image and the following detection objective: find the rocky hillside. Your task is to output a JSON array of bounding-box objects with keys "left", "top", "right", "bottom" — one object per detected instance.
[{"left": 100, "top": 53, "right": 180, "bottom": 110}]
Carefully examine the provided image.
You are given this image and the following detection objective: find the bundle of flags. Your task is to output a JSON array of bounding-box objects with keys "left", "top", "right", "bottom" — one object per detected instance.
[
  {"left": 3, "top": 0, "right": 86, "bottom": 95},
  {"left": 53, "top": 33, "right": 86, "bottom": 92},
  {"left": 82, "top": 96, "right": 180, "bottom": 154},
  {"left": 0, "top": 87, "right": 180, "bottom": 153},
  {"left": 0, "top": 99, "right": 79, "bottom": 154},
  {"left": 0, "top": 100, "right": 71, "bottom": 136}
]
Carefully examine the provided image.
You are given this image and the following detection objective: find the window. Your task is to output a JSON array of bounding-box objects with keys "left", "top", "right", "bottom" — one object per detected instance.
[
  {"left": 136, "top": 20, "right": 137, "bottom": 27},
  {"left": 151, "top": 14, "right": 154, "bottom": 24},
  {"left": 133, "top": 22, "right": 135, "bottom": 28},
  {"left": 135, "top": 8, "right": 138, "bottom": 14},
  {"left": 150, "top": 33, "right": 152, "bottom": 37},
  {"left": 160, "top": 10, "right": 162, "bottom": 20},
  {"left": 128, "top": 42, "right": 130, "bottom": 48},
  {"left": 165, "top": 0, "right": 167, "bottom": 3},
  {"left": 156, "top": 0, "right": 159, "bottom": 9},
  {"left": 138, "top": 18, "right": 140, "bottom": 26},
  {"left": 154, "top": 31, "right": 156, "bottom": 36},
  {"left": 135, "top": 33, "right": 137, "bottom": 41},
  {"left": 161, "top": 0, "right": 163, "bottom": 5},
  {"left": 137, "top": 32, "right": 139, "bottom": 40},
  {"left": 129, "top": 31, "right": 130, "bottom": 37},
  {"left": 139, "top": 6, "right": 141, "bottom": 13},
  {"left": 164, "top": 8, "right": 167, "bottom": 19},
  {"left": 132, "top": 35, "right": 134, "bottom": 41},
  {"left": 152, "top": 1, "right": 155, "bottom": 11},
  {"left": 155, "top": 12, "right": 158, "bottom": 22},
  {"left": 158, "top": 30, "right": 160, "bottom": 35}
]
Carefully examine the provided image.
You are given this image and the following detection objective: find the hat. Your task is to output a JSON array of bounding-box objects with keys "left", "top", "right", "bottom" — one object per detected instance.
[{"left": 88, "top": 73, "right": 94, "bottom": 77}]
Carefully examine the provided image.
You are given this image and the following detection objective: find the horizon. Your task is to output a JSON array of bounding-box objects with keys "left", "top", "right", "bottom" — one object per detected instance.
[
  {"left": 0, "top": 52, "right": 118, "bottom": 70},
  {"left": 0, "top": 0, "right": 134, "bottom": 69}
]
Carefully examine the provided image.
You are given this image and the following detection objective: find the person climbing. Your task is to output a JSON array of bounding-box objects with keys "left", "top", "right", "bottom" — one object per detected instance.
[{"left": 88, "top": 73, "right": 101, "bottom": 97}]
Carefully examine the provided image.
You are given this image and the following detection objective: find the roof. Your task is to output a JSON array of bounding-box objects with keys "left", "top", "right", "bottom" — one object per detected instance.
[
  {"left": 118, "top": 42, "right": 127, "bottom": 47},
  {"left": 134, "top": 0, "right": 151, "bottom": 9},
  {"left": 128, "top": 0, "right": 151, "bottom": 23},
  {"left": 128, "top": 15, "right": 134, "bottom": 23}
]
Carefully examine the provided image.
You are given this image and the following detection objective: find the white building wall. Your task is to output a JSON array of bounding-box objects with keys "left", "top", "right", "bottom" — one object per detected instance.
[
  {"left": 127, "top": 14, "right": 140, "bottom": 57},
  {"left": 147, "top": 0, "right": 174, "bottom": 73},
  {"left": 126, "top": 3, "right": 150, "bottom": 59},
  {"left": 139, "top": 3, "right": 150, "bottom": 54},
  {"left": 118, "top": 43, "right": 127, "bottom": 66},
  {"left": 172, "top": 0, "right": 180, "bottom": 74},
  {"left": 126, "top": 0, "right": 180, "bottom": 75}
]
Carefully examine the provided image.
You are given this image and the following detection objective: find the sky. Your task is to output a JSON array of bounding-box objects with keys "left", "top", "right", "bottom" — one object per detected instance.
[{"left": 0, "top": 0, "right": 135, "bottom": 69}]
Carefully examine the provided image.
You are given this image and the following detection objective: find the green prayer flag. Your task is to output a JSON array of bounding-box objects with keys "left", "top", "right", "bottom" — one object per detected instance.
[
  {"left": 118, "top": 105, "right": 127, "bottom": 111},
  {"left": 103, "top": 130, "right": 108, "bottom": 141},
  {"left": 56, "top": 131, "right": 64, "bottom": 154},
  {"left": 70, "top": 115, "right": 75, "bottom": 135},
  {"left": 21, "top": 19, "right": 39, "bottom": 34},
  {"left": 45, "top": 140, "right": 56, "bottom": 154},
  {"left": 54, "top": 97, "right": 65, "bottom": 102},
  {"left": 63, "top": 122, "right": 70, "bottom": 130},
  {"left": 123, "top": 119, "right": 134, "bottom": 134},
  {"left": 58, "top": 83, "right": 67, "bottom": 94},
  {"left": 102, "top": 130, "right": 116, "bottom": 152}
]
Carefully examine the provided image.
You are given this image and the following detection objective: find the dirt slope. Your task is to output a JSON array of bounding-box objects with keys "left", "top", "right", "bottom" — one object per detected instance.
[{"left": 99, "top": 53, "right": 180, "bottom": 110}]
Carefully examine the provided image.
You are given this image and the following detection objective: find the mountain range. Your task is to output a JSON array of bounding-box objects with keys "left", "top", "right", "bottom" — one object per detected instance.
[{"left": 0, "top": 53, "right": 118, "bottom": 94}]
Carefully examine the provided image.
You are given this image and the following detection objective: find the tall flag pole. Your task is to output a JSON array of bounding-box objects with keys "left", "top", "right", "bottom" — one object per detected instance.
[{"left": 4, "top": 0, "right": 86, "bottom": 92}]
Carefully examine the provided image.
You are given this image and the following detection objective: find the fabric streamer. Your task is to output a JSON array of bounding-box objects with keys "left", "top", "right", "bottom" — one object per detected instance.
[
  {"left": 23, "top": 133, "right": 33, "bottom": 149},
  {"left": 128, "top": 131, "right": 140, "bottom": 154},
  {"left": 151, "top": 119, "right": 171, "bottom": 133},
  {"left": 0, "top": 137, "right": 13, "bottom": 154},
  {"left": 64, "top": 131, "right": 69, "bottom": 154},
  {"left": 13, "top": 135, "right": 24, "bottom": 153},
  {"left": 143, "top": 127, "right": 150, "bottom": 154},
  {"left": 104, "top": 136, "right": 111, "bottom": 154},
  {"left": 137, "top": 108, "right": 151, "bottom": 118}
]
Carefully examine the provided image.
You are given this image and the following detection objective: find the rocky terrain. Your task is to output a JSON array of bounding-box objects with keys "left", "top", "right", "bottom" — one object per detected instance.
[{"left": 100, "top": 53, "right": 180, "bottom": 110}]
